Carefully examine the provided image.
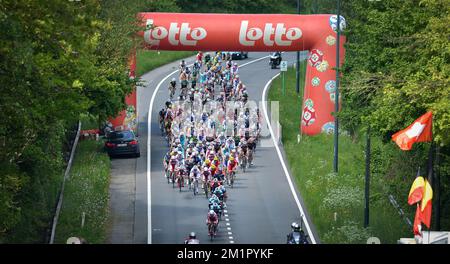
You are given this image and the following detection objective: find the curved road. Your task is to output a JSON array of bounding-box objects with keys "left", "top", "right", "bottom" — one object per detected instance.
[{"left": 107, "top": 52, "right": 318, "bottom": 244}]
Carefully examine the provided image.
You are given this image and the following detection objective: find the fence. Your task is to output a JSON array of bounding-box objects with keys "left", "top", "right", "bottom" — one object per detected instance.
[{"left": 49, "top": 121, "right": 81, "bottom": 244}]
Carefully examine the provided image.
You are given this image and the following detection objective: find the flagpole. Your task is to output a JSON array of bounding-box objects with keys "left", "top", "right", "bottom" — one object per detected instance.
[
  {"left": 333, "top": 0, "right": 341, "bottom": 173},
  {"left": 427, "top": 141, "right": 434, "bottom": 231},
  {"left": 435, "top": 144, "right": 441, "bottom": 230},
  {"left": 364, "top": 126, "right": 370, "bottom": 228}
]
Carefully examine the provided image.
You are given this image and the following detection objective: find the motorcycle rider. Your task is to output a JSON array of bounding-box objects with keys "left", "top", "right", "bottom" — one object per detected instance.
[
  {"left": 270, "top": 51, "right": 282, "bottom": 68},
  {"left": 184, "top": 232, "right": 200, "bottom": 244},
  {"left": 287, "top": 222, "right": 308, "bottom": 244}
]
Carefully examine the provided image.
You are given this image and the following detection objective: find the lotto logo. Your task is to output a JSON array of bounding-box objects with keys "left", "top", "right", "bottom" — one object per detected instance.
[
  {"left": 239, "top": 21, "right": 302, "bottom": 47},
  {"left": 144, "top": 19, "right": 207, "bottom": 46}
]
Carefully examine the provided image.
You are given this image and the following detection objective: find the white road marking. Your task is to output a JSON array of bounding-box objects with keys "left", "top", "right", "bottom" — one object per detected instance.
[
  {"left": 225, "top": 214, "right": 229, "bottom": 217},
  {"left": 223, "top": 210, "right": 228, "bottom": 213},
  {"left": 147, "top": 55, "right": 270, "bottom": 244},
  {"left": 229, "top": 236, "right": 234, "bottom": 240},
  {"left": 226, "top": 223, "right": 230, "bottom": 226},
  {"left": 227, "top": 227, "right": 231, "bottom": 231},
  {"left": 261, "top": 73, "right": 317, "bottom": 244},
  {"left": 230, "top": 241, "right": 234, "bottom": 244},
  {"left": 225, "top": 218, "right": 230, "bottom": 221},
  {"left": 228, "top": 232, "right": 232, "bottom": 235}
]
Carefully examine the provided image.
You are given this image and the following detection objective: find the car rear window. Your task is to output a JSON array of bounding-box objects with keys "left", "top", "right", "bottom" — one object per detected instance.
[{"left": 108, "top": 131, "right": 134, "bottom": 140}]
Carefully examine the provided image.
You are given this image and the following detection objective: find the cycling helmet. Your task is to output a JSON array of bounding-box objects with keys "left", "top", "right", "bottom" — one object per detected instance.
[
  {"left": 189, "top": 232, "right": 196, "bottom": 239},
  {"left": 172, "top": 77, "right": 176, "bottom": 82},
  {"left": 230, "top": 157, "right": 235, "bottom": 161},
  {"left": 291, "top": 222, "right": 300, "bottom": 231},
  {"left": 209, "top": 210, "right": 215, "bottom": 215}
]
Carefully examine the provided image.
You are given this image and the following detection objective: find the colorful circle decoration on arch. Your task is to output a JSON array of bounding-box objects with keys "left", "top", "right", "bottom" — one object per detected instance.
[
  {"left": 321, "top": 122, "right": 335, "bottom": 134},
  {"left": 304, "top": 98, "right": 314, "bottom": 108},
  {"left": 312, "top": 77, "right": 320, "bottom": 87},
  {"left": 316, "top": 60, "right": 329, "bottom": 72},
  {"left": 329, "top": 15, "right": 347, "bottom": 32},
  {"left": 325, "top": 80, "right": 336, "bottom": 93},
  {"left": 308, "top": 49, "right": 324, "bottom": 68},
  {"left": 330, "top": 92, "right": 336, "bottom": 103},
  {"left": 326, "top": 35, "right": 336, "bottom": 46},
  {"left": 302, "top": 99, "right": 316, "bottom": 127}
]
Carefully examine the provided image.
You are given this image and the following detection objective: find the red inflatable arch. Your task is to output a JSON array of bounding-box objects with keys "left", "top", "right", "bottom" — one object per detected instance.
[{"left": 111, "top": 13, "right": 346, "bottom": 135}]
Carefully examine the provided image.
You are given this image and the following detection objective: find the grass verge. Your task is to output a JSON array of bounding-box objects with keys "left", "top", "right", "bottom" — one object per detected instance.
[
  {"left": 268, "top": 66, "right": 411, "bottom": 243},
  {"left": 54, "top": 119, "right": 110, "bottom": 244},
  {"left": 137, "top": 50, "right": 195, "bottom": 77}
]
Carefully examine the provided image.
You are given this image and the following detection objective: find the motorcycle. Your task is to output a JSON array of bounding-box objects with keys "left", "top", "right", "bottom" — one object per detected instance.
[
  {"left": 269, "top": 52, "right": 282, "bottom": 69},
  {"left": 287, "top": 217, "right": 309, "bottom": 244},
  {"left": 287, "top": 230, "right": 309, "bottom": 244}
]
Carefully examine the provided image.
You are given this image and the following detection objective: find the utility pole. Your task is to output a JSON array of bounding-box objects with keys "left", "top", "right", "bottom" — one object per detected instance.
[
  {"left": 296, "top": 0, "right": 301, "bottom": 95},
  {"left": 364, "top": 127, "right": 371, "bottom": 228},
  {"left": 333, "top": 0, "right": 341, "bottom": 173}
]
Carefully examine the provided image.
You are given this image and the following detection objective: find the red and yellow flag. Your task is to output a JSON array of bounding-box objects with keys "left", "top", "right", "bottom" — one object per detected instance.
[
  {"left": 392, "top": 112, "right": 433, "bottom": 151},
  {"left": 408, "top": 176, "right": 425, "bottom": 205},
  {"left": 420, "top": 179, "right": 433, "bottom": 228}
]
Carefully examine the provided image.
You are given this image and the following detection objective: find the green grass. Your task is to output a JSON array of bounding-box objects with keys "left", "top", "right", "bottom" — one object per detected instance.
[
  {"left": 54, "top": 125, "right": 110, "bottom": 244},
  {"left": 136, "top": 50, "right": 195, "bottom": 77},
  {"left": 268, "top": 66, "right": 411, "bottom": 244}
]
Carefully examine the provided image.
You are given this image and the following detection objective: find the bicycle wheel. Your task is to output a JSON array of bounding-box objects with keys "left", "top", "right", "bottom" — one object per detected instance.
[
  {"left": 172, "top": 173, "right": 176, "bottom": 188},
  {"left": 193, "top": 180, "right": 198, "bottom": 195},
  {"left": 204, "top": 182, "right": 209, "bottom": 198},
  {"left": 209, "top": 224, "right": 214, "bottom": 241},
  {"left": 178, "top": 176, "right": 182, "bottom": 192},
  {"left": 230, "top": 172, "right": 235, "bottom": 188}
]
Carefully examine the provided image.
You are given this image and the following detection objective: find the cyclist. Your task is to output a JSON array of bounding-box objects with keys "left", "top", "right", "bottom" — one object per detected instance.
[
  {"left": 208, "top": 193, "right": 221, "bottom": 208},
  {"left": 168, "top": 154, "right": 178, "bottom": 182},
  {"left": 158, "top": 108, "right": 166, "bottom": 132},
  {"left": 227, "top": 156, "right": 238, "bottom": 183},
  {"left": 209, "top": 201, "right": 222, "bottom": 219},
  {"left": 190, "top": 165, "right": 201, "bottom": 188},
  {"left": 168, "top": 77, "right": 176, "bottom": 99},
  {"left": 179, "top": 59, "right": 186, "bottom": 73},
  {"left": 196, "top": 51, "right": 203, "bottom": 62},
  {"left": 177, "top": 164, "right": 187, "bottom": 187},
  {"left": 206, "top": 210, "right": 219, "bottom": 236},
  {"left": 202, "top": 166, "right": 212, "bottom": 189},
  {"left": 210, "top": 177, "right": 221, "bottom": 192}
]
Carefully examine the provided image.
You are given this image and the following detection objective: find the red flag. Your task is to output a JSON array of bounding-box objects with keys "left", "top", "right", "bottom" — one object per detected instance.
[
  {"left": 392, "top": 112, "right": 433, "bottom": 150},
  {"left": 408, "top": 176, "right": 425, "bottom": 205},
  {"left": 413, "top": 204, "right": 422, "bottom": 236}
]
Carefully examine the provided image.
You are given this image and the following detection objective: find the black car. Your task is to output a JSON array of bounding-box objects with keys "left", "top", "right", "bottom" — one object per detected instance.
[
  {"left": 223, "top": 51, "right": 248, "bottom": 60},
  {"left": 105, "top": 130, "right": 140, "bottom": 158}
]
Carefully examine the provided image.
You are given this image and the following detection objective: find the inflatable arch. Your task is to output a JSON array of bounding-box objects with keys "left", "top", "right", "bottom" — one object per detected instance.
[{"left": 110, "top": 13, "right": 346, "bottom": 135}]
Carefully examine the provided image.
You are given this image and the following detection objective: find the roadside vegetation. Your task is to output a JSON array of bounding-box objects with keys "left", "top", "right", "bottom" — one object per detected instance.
[
  {"left": 137, "top": 50, "right": 195, "bottom": 77},
  {"left": 1, "top": 0, "right": 447, "bottom": 244},
  {"left": 53, "top": 115, "right": 110, "bottom": 244},
  {"left": 269, "top": 67, "right": 410, "bottom": 243},
  {"left": 268, "top": 0, "right": 449, "bottom": 243}
]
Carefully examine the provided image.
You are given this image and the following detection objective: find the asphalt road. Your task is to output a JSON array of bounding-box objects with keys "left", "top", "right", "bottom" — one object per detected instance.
[{"left": 144, "top": 52, "right": 317, "bottom": 244}]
